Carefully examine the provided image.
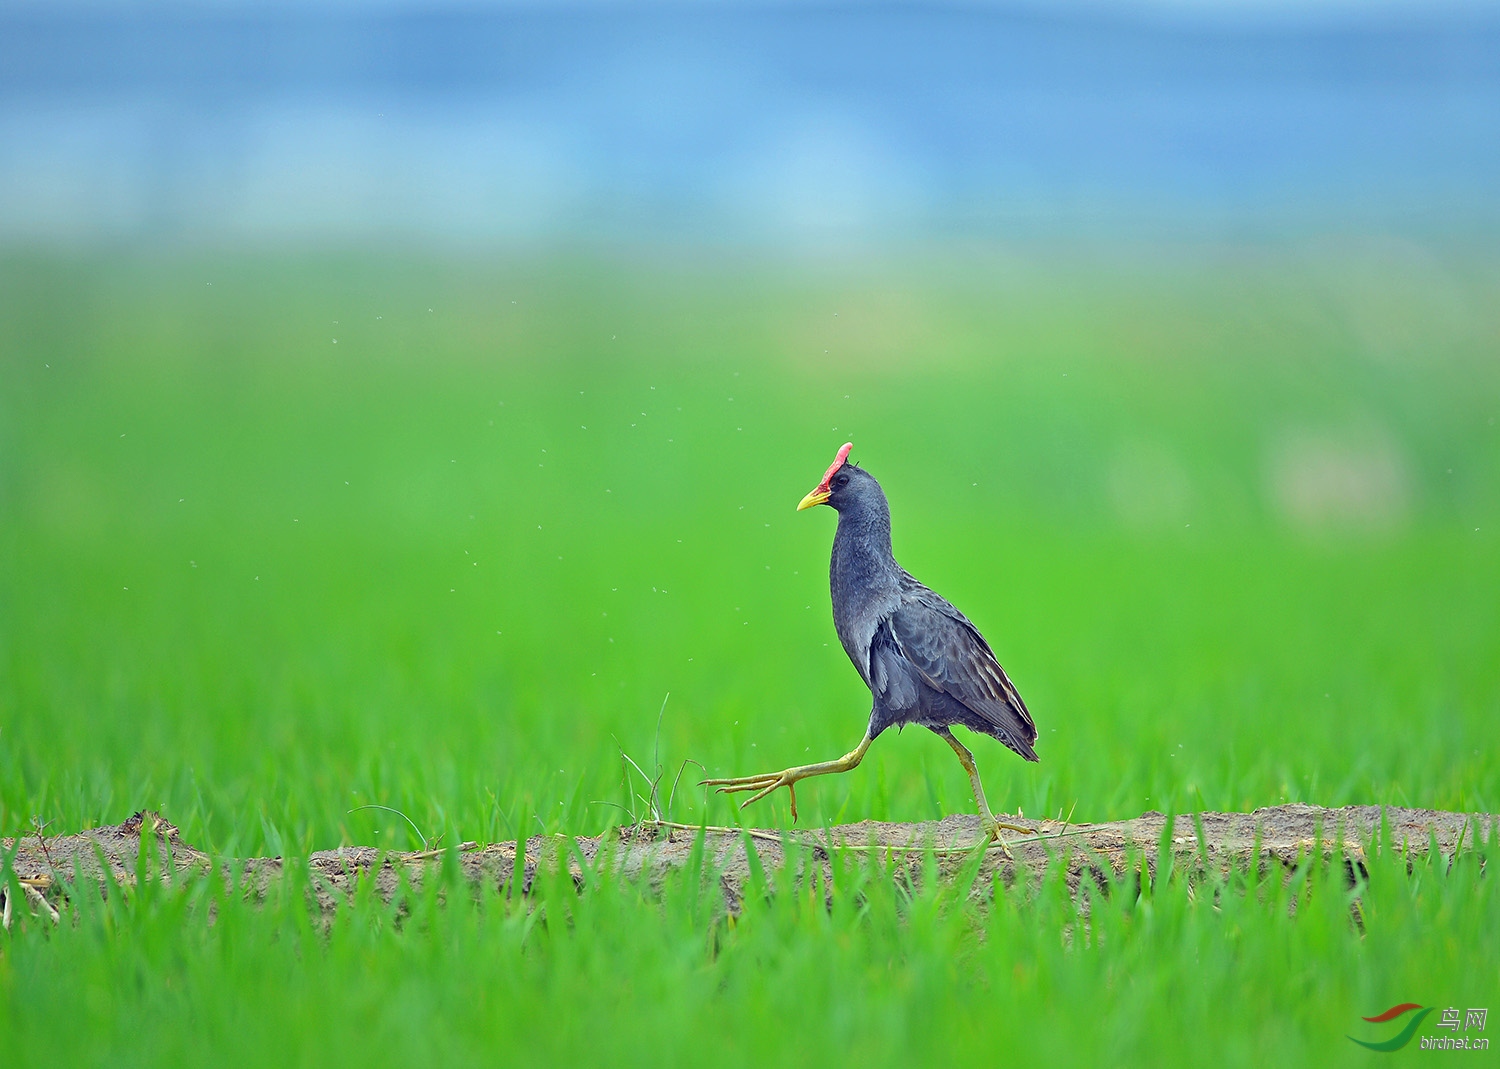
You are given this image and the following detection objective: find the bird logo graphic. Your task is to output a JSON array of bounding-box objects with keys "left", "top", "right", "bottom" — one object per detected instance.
[{"left": 1348, "top": 1004, "right": 1432, "bottom": 1051}]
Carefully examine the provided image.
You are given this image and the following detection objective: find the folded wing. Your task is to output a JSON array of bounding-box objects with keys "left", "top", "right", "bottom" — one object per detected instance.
[{"left": 882, "top": 589, "right": 1039, "bottom": 760}]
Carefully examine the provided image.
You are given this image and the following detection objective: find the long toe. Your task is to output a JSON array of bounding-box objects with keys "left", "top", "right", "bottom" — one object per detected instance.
[
  {"left": 701, "top": 772, "right": 781, "bottom": 789},
  {"left": 700, "top": 768, "right": 798, "bottom": 808},
  {"left": 714, "top": 780, "right": 781, "bottom": 796},
  {"left": 980, "top": 821, "right": 1017, "bottom": 859},
  {"left": 741, "top": 778, "right": 791, "bottom": 807}
]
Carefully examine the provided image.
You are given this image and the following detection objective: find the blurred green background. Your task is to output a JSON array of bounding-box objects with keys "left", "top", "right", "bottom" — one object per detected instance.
[
  {"left": 4, "top": 6, "right": 1498, "bottom": 1064},
  {"left": 3, "top": 241, "right": 1495, "bottom": 852}
]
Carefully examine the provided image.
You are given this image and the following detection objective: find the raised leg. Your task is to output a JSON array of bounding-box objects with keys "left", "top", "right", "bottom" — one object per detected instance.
[
  {"left": 701, "top": 734, "right": 874, "bottom": 821},
  {"left": 933, "top": 727, "right": 1029, "bottom": 854}
]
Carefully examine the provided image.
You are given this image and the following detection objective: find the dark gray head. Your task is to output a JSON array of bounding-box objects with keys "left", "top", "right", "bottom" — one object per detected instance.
[{"left": 796, "top": 442, "right": 888, "bottom": 518}]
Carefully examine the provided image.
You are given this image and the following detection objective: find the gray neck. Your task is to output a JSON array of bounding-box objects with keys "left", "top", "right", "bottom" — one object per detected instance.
[
  {"left": 830, "top": 492, "right": 900, "bottom": 630},
  {"left": 834, "top": 494, "right": 894, "bottom": 562}
]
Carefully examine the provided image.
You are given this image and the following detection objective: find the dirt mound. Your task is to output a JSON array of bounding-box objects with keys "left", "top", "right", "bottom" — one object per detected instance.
[{"left": 4, "top": 804, "right": 1491, "bottom": 925}]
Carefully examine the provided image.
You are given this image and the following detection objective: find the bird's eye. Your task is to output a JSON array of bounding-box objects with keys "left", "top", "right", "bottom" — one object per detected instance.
[{"left": 834, "top": 474, "right": 849, "bottom": 486}]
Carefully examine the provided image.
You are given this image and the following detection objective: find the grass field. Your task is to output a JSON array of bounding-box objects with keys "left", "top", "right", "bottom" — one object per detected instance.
[{"left": 2, "top": 240, "right": 1497, "bottom": 1064}]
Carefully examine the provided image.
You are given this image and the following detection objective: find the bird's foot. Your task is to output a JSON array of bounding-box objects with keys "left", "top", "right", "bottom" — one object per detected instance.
[
  {"left": 700, "top": 738, "right": 871, "bottom": 825},
  {"left": 700, "top": 770, "right": 803, "bottom": 820},
  {"left": 983, "top": 823, "right": 1015, "bottom": 859},
  {"left": 982, "top": 818, "right": 1031, "bottom": 859}
]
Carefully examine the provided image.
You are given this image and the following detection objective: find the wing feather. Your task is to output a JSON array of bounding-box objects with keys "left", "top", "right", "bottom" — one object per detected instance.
[{"left": 886, "top": 588, "right": 1038, "bottom": 755}]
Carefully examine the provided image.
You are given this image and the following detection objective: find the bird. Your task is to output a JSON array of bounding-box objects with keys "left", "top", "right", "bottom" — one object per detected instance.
[{"left": 702, "top": 442, "right": 1038, "bottom": 851}]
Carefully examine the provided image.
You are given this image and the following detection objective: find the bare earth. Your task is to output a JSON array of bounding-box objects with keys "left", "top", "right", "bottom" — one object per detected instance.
[{"left": 3, "top": 805, "right": 1493, "bottom": 923}]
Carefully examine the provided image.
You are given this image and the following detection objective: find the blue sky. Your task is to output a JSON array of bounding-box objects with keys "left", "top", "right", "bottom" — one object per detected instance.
[{"left": 2, "top": 0, "right": 1496, "bottom": 244}]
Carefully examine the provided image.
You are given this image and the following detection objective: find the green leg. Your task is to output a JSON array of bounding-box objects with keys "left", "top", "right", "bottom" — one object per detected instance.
[
  {"left": 934, "top": 727, "right": 1029, "bottom": 854},
  {"left": 702, "top": 734, "right": 874, "bottom": 822}
]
